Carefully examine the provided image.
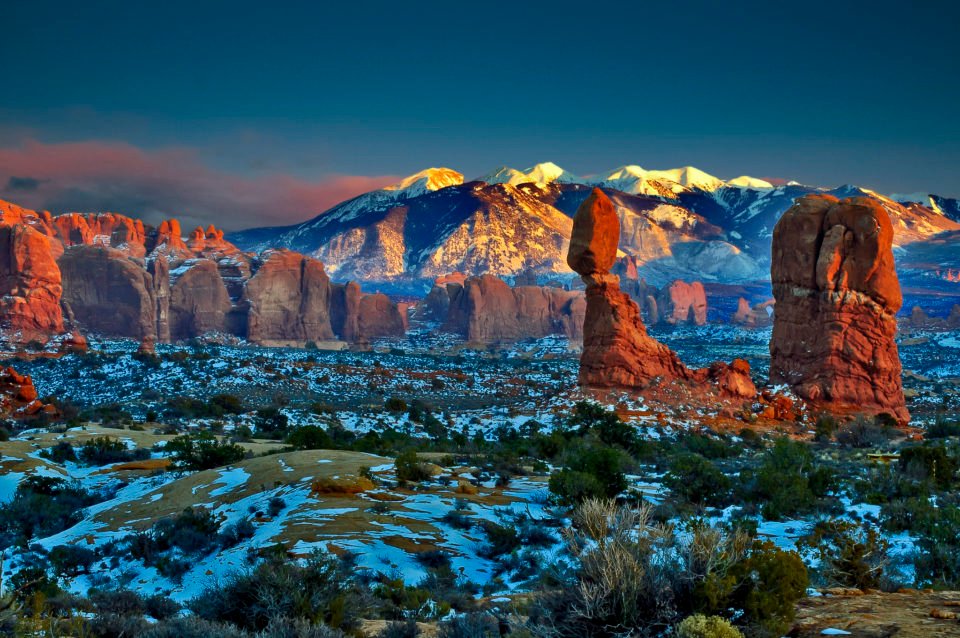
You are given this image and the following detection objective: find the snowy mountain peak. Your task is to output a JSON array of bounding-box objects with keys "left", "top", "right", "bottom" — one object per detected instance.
[
  {"left": 726, "top": 175, "right": 774, "bottom": 190},
  {"left": 522, "top": 162, "right": 580, "bottom": 185},
  {"left": 644, "top": 166, "right": 725, "bottom": 191},
  {"left": 384, "top": 167, "right": 464, "bottom": 197},
  {"left": 476, "top": 166, "right": 530, "bottom": 186}
]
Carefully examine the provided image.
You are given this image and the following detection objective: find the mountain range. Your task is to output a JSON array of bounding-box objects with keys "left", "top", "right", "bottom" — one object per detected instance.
[{"left": 228, "top": 163, "right": 960, "bottom": 294}]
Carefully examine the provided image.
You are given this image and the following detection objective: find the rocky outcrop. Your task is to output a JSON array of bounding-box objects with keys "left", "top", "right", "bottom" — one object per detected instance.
[
  {"left": 569, "top": 189, "right": 756, "bottom": 398},
  {"left": 169, "top": 260, "right": 232, "bottom": 339},
  {"left": 770, "top": 194, "right": 908, "bottom": 423},
  {"left": 355, "top": 293, "right": 406, "bottom": 341},
  {"left": 59, "top": 245, "right": 161, "bottom": 340},
  {"left": 656, "top": 280, "right": 707, "bottom": 325},
  {"left": 731, "top": 297, "right": 775, "bottom": 327},
  {"left": 432, "top": 274, "right": 585, "bottom": 343},
  {"left": 244, "top": 250, "right": 336, "bottom": 346},
  {"left": 0, "top": 225, "right": 66, "bottom": 349},
  {"left": 0, "top": 366, "right": 57, "bottom": 419}
]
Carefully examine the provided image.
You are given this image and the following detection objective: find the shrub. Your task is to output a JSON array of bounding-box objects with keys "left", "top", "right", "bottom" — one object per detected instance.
[
  {"left": 190, "top": 551, "right": 369, "bottom": 632},
  {"left": 79, "top": 436, "right": 150, "bottom": 466},
  {"left": 268, "top": 497, "right": 286, "bottom": 517},
  {"left": 141, "top": 616, "right": 250, "bottom": 638},
  {"left": 913, "top": 504, "right": 960, "bottom": 588},
  {"left": 438, "top": 613, "right": 499, "bottom": 638},
  {"left": 926, "top": 418, "right": 960, "bottom": 439},
  {"left": 254, "top": 406, "right": 290, "bottom": 437},
  {"left": 899, "top": 445, "right": 958, "bottom": 489},
  {"left": 39, "top": 441, "right": 78, "bottom": 464},
  {"left": 664, "top": 453, "right": 731, "bottom": 507},
  {"left": 394, "top": 451, "right": 434, "bottom": 483},
  {"left": 166, "top": 431, "right": 247, "bottom": 471},
  {"left": 385, "top": 397, "right": 407, "bottom": 412},
  {"left": 798, "top": 520, "right": 890, "bottom": 589},
  {"left": 740, "top": 438, "right": 835, "bottom": 520},
  {"left": 49, "top": 544, "right": 97, "bottom": 577},
  {"left": 676, "top": 615, "right": 744, "bottom": 638},
  {"left": 0, "top": 476, "right": 100, "bottom": 547},
  {"left": 287, "top": 425, "right": 334, "bottom": 450},
  {"left": 548, "top": 442, "right": 628, "bottom": 504},
  {"left": 836, "top": 416, "right": 893, "bottom": 449},
  {"left": 526, "top": 499, "right": 806, "bottom": 638}
]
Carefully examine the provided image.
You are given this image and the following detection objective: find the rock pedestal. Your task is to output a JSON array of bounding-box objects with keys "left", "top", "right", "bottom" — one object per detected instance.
[{"left": 770, "top": 195, "right": 908, "bottom": 423}]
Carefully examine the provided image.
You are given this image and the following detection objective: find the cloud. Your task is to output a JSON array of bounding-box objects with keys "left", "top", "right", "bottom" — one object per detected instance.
[
  {"left": 4, "top": 176, "right": 44, "bottom": 192},
  {"left": 0, "top": 140, "right": 399, "bottom": 231}
]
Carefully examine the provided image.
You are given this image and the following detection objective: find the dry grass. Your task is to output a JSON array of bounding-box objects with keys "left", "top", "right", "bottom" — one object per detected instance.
[{"left": 310, "top": 476, "right": 376, "bottom": 495}]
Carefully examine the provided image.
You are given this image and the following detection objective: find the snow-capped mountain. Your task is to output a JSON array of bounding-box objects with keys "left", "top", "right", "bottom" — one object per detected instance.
[{"left": 229, "top": 163, "right": 960, "bottom": 292}]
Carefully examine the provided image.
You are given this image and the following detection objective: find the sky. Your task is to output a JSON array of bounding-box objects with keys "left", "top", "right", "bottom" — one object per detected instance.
[{"left": 2, "top": 0, "right": 958, "bottom": 230}]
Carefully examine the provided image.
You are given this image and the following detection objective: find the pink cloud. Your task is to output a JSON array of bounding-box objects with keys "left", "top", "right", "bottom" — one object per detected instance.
[{"left": 0, "top": 139, "right": 399, "bottom": 231}]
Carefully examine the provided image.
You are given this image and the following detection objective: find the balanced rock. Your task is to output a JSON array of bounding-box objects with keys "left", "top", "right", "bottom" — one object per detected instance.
[
  {"left": 770, "top": 195, "right": 908, "bottom": 423},
  {"left": 569, "top": 189, "right": 756, "bottom": 398}
]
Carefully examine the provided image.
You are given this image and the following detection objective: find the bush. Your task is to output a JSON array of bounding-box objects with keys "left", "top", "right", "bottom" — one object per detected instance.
[
  {"left": 166, "top": 431, "right": 247, "bottom": 471},
  {"left": 49, "top": 544, "right": 97, "bottom": 577},
  {"left": 377, "top": 619, "right": 421, "bottom": 638},
  {"left": 798, "top": 520, "right": 890, "bottom": 589},
  {"left": 141, "top": 616, "right": 250, "bottom": 638},
  {"left": 740, "top": 438, "right": 835, "bottom": 520},
  {"left": 677, "top": 615, "right": 744, "bottom": 638},
  {"left": 899, "top": 445, "right": 958, "bottom": 490},
  {"left": 437, "top": 613, "right": 498, "bottom": 638},
  {"left": 39, "top": 441, "right": 78, "bottom": 464},
  {"left": 287, "top": 425, "right": 335, "bottom": 450},
  {"left": 394, "top": 451, "right": 434, "bottom": 483},
  {"left": 190, "top": 551, "right": 369, "bottom": 632},
  {"left": 79, "top": 436, "right": 150, "bottom": 466},
  {"left": 526, "top": 499, "right": 806, "bottom": 638},
  {"left": 836, "top": 416, "right": 893, "bottom": 449},
  {"left": 664, "top": 453, "right": 731, "bottom": 507},
  {"left": 0, "top": 476, "right": 100, "bottom": 547},
  {"left": 548, "top": 442, "right": 628, "bottom": 504},
  {"left": 926, "top": 418, "right": 960, "bottom": 439}
]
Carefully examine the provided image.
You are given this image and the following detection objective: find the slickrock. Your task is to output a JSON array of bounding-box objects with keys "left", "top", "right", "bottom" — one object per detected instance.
[
  {"left": 568, "top": 189, "right": 755, "bottom": 398},
  {"left": 770, "top": 194, "right": 908, "bottom": 423}
]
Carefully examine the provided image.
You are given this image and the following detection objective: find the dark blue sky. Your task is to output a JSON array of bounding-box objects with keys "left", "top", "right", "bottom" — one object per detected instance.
[{"left": 1, "top": 0, "right": 958, "bottom": 227}]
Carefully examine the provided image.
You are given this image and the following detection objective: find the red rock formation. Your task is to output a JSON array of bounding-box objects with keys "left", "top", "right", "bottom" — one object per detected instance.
[
  {"left": 770, "top": 195, "right": 908, "bottom": 423},
  {"left": 59, "top": 245, "right": 160, "bottom": 340},
  {"left": 0, "top": 366, "right": 57, "bottom": 419},
  {"left": 731, "top": 297, "right": 775, "bottom": 327},
  {"left": 656, "top": 280, "right": 707, "bottom": 325},
  {"left": 355, "top": 293, "right": 406, "bottom": 341},
  {"left": 569, "top": 189, "right": 755, "bottom": 398},
  {"left": 437, "top": 274, "right": 584, "bottom": 343},
  {"left": 0, "top": 225, "right": 66, "bottom": 349},
  {"left": 154, "top": 219, "right": 188, "bottom": 252},
  {"left": 244, "top": 250, "right": 336, "bottom": 345},
  {"left": 169, "top": 260, "right": 232, "bottom": 339}
]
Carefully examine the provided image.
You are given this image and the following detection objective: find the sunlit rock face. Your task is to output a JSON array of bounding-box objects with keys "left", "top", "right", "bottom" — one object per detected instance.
[
  {"left": 569, "top": 188, "right": 755, "bottom": 399},
  {"left": 770, "top": 194, "right": 908, "bottom": 423}
]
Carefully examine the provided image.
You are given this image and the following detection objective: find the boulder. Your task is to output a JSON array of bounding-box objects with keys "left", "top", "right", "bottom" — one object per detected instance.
[
  {"left": 770, "top": 195, "right": 908, "bottom": 423},
  {"left": 0, "top": 366, "right": 57, "bottom": 420}
]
